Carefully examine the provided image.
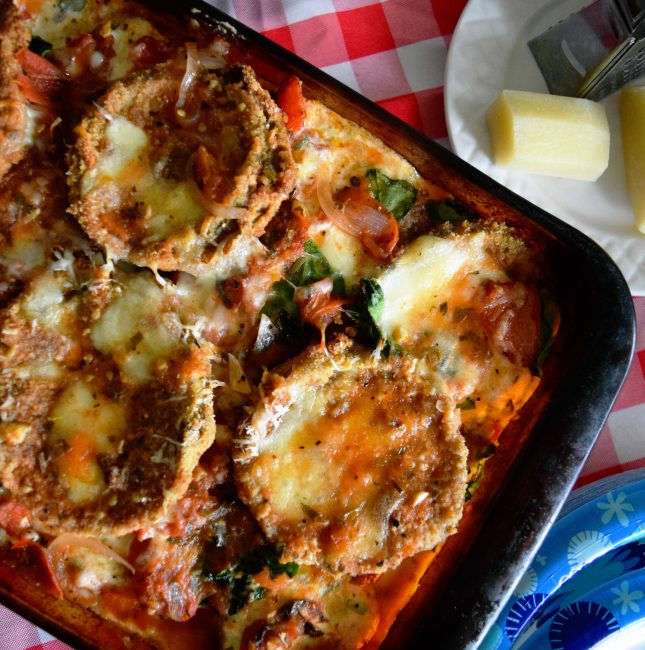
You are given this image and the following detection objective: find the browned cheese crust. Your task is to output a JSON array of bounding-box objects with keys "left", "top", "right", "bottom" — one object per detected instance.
[
  {"left": 0, "top": 2, "right": 31, "bottom": 179},
  {"left": 0, "top": 263, "right": 216, "bottom": 536},
  {"left": 233, "top": 341, "right": 468, "bottom": 575},
  {"left": 67, "top": 58, "right": 295, "bottom": 273}
]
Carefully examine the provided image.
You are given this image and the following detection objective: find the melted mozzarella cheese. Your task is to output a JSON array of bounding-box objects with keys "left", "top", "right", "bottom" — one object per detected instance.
[
  {"left": 91, "top": 274, "right": 180, "bottom": 383},
  {"left": 3, "top": 232, "right": 46, "bottom": 274},
  {"left": 31, "top": 0, "right": 105, "bottom": 48},
  {"left": 21, "top": 274, "right": 65, "bottom": 321},
  {"left": 313, "top": 225, "right": 376, "bottom": 288},
  {"left": 49, "top": 379, "right": 126, "bottom": 503},
  {"left": 84, "top": 116, "right": 148, "bottom": 194},
  {"left": 109, "top": 17, "right": 157, "bottom": 81},
  {"left": 376, "top": 232, "right": 512, "bottom": 399},
  {"left": 378, "top": 232, "right": 506, "bottom": 340},
  {"left": 298, "top": 101, "right": 416, "bottom": 190},
  {"left": 257, "top": 387, "right": 330, "bottom": 518},
  {"left": 136, "top": 180, "right": 203, "bottom": 241},
  {"left": 20, "top": 273, "right": 78, "bottom": 338},
  {"left": 84, "top": 116, "right": 203, "bottom": 238}
]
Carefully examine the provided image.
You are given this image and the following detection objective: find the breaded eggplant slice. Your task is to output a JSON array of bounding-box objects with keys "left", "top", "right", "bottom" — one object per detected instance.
[
  {"left": 0, "top": 154, "right": 89, "bottom": 307},
  {"left": 234, "top": 342, "right": 468, "bottom": 575},
  {"left": 367, "top": 228, "right": 544, "bottom": 455},
  {"left": 221, "top": 566, "right": 379, "bottom": 650},
  {"left": 0, "top": 261, "right": 216, "bottom": 536},
  {"left": 0, "top": 3, "right": 33, "bottom": 179},
  {"left": 67, "top": 57, "right": 295, "bottom": 273}
]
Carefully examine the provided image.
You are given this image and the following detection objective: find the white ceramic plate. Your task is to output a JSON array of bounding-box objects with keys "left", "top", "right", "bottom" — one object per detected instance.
[{"left": 445, "top": 0, "right": 645, "bottom": 295}]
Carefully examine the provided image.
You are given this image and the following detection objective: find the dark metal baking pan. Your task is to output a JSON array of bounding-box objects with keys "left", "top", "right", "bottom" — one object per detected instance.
[
  {"left": 181, "top": 4, "right": 636, "bottom": 643},
  {"left": 0, "top": 0, "right": 635, "bottom": 648}
]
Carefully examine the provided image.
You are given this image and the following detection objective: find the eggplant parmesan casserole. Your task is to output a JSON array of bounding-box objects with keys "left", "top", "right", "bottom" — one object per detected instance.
[{"left": 0, "top": 1, "right": 559, "bottom": 648}]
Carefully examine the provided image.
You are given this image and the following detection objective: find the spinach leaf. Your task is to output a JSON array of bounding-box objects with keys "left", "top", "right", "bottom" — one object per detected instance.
[
  {"left": 347, "top": 278, "right": 402, "bottom": 356},
  {"left": 287, "top": 240, "right": 346, "bottom": 297},
  {"left": 207, "top": 545, "right": 300, "bottom": 615},
  {"left": 28, "top": 36, "right": 53, "bottom": 57},
  {"left": 425, "top": 198, "right": 471, "bottom": 225},
  {"left": 260, "top": 280, "right": 301, "bottom": 338},
  {"left": 260, "top": 241, "right": 347, "bottom": 339},
  {"left": 242, "top": 546, "right": 299, "bottom": 579},
  {"left": 535, "top": 290, "right": 559, "bottom": 376},
  {"left": 287, "top": 240, "right": 333, "bottom": 286},
  {"left": 465, "top": 444, "right": 496, "bottom": 502},
  {"left": 366, "top": 169, "right": 417, "bottom": 221}
]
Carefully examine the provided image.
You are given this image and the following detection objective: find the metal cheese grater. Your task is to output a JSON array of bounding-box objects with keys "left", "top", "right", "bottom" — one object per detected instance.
[{"left": 528, "top": 0, "right": 645, "bottom": 101}]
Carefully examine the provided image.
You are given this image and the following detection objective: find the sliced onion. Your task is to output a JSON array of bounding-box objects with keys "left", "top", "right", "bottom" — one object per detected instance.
[
  {"left": 48, "top": 533, "right": 135, "bottom": 573},
  {"left": 343, "top": 201, "right": 396, "bottom": 239},
  {"left": 316, "top": 174, "right": 398, "bottom": 259},
  {"left": 177, "top": 43, "right": 199, "bottom": 112},
  {"left": 196, "top": 48, "right": 226, "bottom": 70},
  {"left": 176, "top": 42, "right": 226, "bottom": 125},
  {"left": 316, "top": 173, "right": 362, "bottom": 238},
  {"left": 201, "top": 39, "right": 228, "bottom": 64}
]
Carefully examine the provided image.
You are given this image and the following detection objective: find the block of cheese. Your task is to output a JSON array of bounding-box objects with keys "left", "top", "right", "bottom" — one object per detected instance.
[
  {"left": 486, "top": 89, "right": 610, "bottom": 181},
  {"left": 620, "top": 86, "right": 645, "bottom": 234}
]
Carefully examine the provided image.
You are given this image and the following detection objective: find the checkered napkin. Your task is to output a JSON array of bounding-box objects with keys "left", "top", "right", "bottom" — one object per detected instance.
[
  {"left": 581, "top": 297, "right": 645, "bottom": 485},
  {"left": 1, "top": 0, "right": 643, "bottom": 647},
  {"left": 208, "top": 0, "right": 468, "bottom": 142},
  {"left": 0, "top": 606, "right": 68, "bottom": 650}
]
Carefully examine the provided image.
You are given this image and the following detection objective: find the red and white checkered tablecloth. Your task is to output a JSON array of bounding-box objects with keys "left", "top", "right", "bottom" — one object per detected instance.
[{"left": 2, "top": 0, "right": 644, "bottom": 647}]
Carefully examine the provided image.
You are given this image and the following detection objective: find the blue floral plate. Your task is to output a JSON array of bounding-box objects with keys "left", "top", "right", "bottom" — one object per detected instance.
[{"left": 481, "top": 469, "right": 645, "bottom": 650}]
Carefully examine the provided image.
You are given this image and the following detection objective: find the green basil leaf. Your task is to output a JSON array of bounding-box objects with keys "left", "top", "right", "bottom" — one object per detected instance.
[
  {"left": 346, "top": 278, "right": 380, "bottom": 342},
  {"left": 261, "top": 280, "right": 295, "bottom": 314},
  {"left": 346, "top": 278, "right": 403, "bottom": 356},
  {"left": 465, "top": 445, "right": 496, "bottom": 502},
  {"left": 287, "top": 240, "right": 333, "bottom": 286},
  {"left": 238, "top": 545, "right": 300, "bottom": 579},
  {"left": 260, "top": 280, "right": 301, "bottom": 337},
  {"left": 209, "top": 544, "right": 299, "bottom": 615},
  {"left": 362, "top": 277, "right": 384, "bottom": 325},
  {"left": 331, "top": 272, "right": 346, "bottom": 298},
  {"left": 465, "top": 462, "right": 485, "bottom": 502},
  {"left": 366, "top": 168, "right": 417, "bottom": 221},
  {"left": 228, "top": 575, "right": 260, "bottom": 615}
]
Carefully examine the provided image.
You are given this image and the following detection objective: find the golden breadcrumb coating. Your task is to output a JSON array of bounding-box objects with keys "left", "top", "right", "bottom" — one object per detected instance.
[
  {"left": 234, "top": 340, "right": 468, "bottom": 575},
  {"left": 67, "top": 58, "right": 295, "bottom": 273}
]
